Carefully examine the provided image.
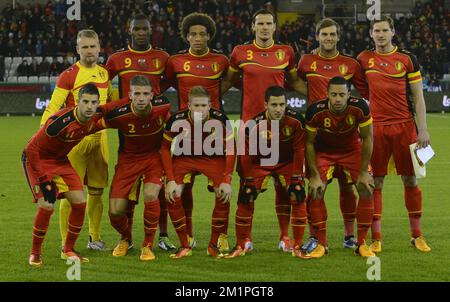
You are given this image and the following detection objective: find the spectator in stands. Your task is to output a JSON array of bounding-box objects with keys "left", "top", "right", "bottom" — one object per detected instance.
[
  {"left": 39, "top": 57, "right": 50, "bottom": 76},
  {"left": 29, "top": 58, "right": 40, "bottom": 76},
  {"left": 0, "top": 0, "right": 446, "bottom": 81},
  {"left": 59, "top": 57, "right": 71, "bottom": 73},
  {"left": 49, "top": 58, "right": 59, "bottom": 76},
  {"left": 17, "top": 59, "right": 30, "bottom": 77}
]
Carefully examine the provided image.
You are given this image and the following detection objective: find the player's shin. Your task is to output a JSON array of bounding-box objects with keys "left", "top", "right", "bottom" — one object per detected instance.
[
  {"left": 371, "top": 188, "right": 382, "bottom": 240},
  {"left": 291, "top": 201, "right": 307, "bottom": 248},
  {"left": 109, "top": 212, "right": 130, "bottom": 241},
  {"left": 59, "top": 199, "right": 71, "bottom": 247},
  {"left": 310, "top": 198, "right": 328, "bottom": 246},
  {"left": 404, "top": 185, "right": 423, "bottom": 238},
  {"left": 87, "top": 190, "right": 103, "bottom": 241},
  {"left": 125, "top": 201, "right": 136, "bottom": 242},
  {"left": 340, "top": 189, "right": 357, "bottom": 236},
  {"left": 158, "top": 189, "right": 168, "bottom": 236},
  {"left": 275, "top": 184, "right": 291, "bottom": 240},
  {"left": 167, "top": 197, "right": 189, "bottom": 248},
  {"left": 143, "top": 200, "right": 160, "bottom": 248},
  {"left": 234, "top": 202, "right": 254, "bottom": 248},
  {"left": 32, "top": 207, "right": 54, "bottom": 255},
  {"left": 64, "top": 202, "right": 86, "bottom": 253},
  {"left": 182, "top": 184, "right": 194, "bottom": 237},
  {"left": 210, "top": 197, "right": 230, "bottom": 245},
  {"left": 356, "top": 196, "right": 374, "bottom": 245}
]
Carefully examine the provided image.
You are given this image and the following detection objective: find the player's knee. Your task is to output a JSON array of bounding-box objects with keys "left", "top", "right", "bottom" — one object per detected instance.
[
  {"left": 401, "top": 176, "right": 417, "bottom": 187},
  {"left": 109, "top": 208, "right": 125, "bottom": 217},
  {"left": 143, "top": 187, "right": 160, "bottom": 202},
  {"left": 88, "top": 187, "right": 104, "bottom": 196},
  {"left": 38, "top": 200, "right": 54, "bottom": 211}
]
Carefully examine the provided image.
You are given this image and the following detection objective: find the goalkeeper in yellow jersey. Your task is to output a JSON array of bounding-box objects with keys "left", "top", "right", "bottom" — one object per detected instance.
[{"left": 41, "top": 29, "right": 111, "bottom": 253}]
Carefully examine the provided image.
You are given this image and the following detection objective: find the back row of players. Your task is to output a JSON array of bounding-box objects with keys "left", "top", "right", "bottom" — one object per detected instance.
[{"left": 24, "top": 9, "right": 431, "bottom": 266}]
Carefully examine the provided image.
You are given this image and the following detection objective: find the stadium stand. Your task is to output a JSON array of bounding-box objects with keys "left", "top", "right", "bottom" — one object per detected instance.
[{"left": 0, "top": 0, "right": 448, "bottom": 87}]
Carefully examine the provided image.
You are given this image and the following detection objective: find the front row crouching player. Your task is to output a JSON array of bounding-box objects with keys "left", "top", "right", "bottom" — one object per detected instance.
[
  {"left": 162, "top": 86, "right": 236, "bottom": 259},
  {"left": 226, "top": 86, "right": 309, "bottom": 259},
  {"left": 305, "top": 76, "right": 375, "bottom": 258},
  {"left": 97, "top": 76, "right": 171, "bottom": 261},
  {"left": 23, "top": 84, "right": 103, "bottom": 266}
]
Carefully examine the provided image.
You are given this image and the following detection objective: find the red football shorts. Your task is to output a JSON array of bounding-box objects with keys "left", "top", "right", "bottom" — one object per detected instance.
[
  {"left": 172, "top": 156, "right": 227, "bottom": 187},
  {"left": 315, "top": 147, "right": 362, "bottom": 184},
  {"left": 110, "top": 153, "right": 163, "bottom": 199},
  {"left": 371, "top": 120, "right": 417, "bottom": 177},
  {"left": 21, "top": 152, "right": 83, "bottom": 203},
  {"left": 251, "top": 162, "right": 294, "bottom": 191}
]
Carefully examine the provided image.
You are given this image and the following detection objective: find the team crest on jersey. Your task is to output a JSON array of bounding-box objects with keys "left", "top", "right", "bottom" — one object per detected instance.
[
  {"left": 395, "top": 61, "right": 404, "bottom": 71},
  {"left": 282, "top": 125, "right": 292, "bottom": 138},
  {"left": 339, "top": 64, "right": 348, "bottom": 75},
  {"left": 275, "top": 49, "right": 285, "bottom": 61},
  {"left": 346, "top": 115, "right": 355, "bottom": 126},
  {"left": 138, "top": 58, "right": 148, "bottom": 68},
  {"left": 211, "top": 62, "right": 219, "bottom": 72},
  {"left": 261, "top": 130, "right": 272, "bottom": 140},
  {"left": 152, "top": 58, "right": 161, "bottom": 69}
]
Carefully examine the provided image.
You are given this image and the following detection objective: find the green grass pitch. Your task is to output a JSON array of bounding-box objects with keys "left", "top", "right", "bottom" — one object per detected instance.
[{"left": 0, "top": 114, "right": 449, "bottom": 282}]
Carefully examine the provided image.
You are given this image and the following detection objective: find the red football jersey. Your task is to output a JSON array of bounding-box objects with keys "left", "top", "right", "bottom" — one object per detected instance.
[
  {"left": 165, "top": 48, "right": 229, "bottom": 110},
  {"left": 357, "top": 46, "right": 422, "bottom": 125},
  {"left": 230, "top": 41, "right": 296, "bottom": 121},
  {"left": 106, "top": 46, "right": 169, "bottom": 97},
  {"left": 242, "top": 108, "right": 306, "bottom": 176},
  {"left": 305, "top": 97, "right": 372, "bottom": 153},
  {"left": 24, "top": 107, "right": 103, "bottom": 179},
  {"left": 100, "top": 96, "right": 171, "bottom": 155},
  {"left": 161, "top": 108, "right": 235, "bottom": 182},
  {"left": 298, "top": 52, "right": 368, "bottom": 103}
]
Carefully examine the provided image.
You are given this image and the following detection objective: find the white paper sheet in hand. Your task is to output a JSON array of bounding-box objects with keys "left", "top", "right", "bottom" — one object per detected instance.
[
  {"left": 415, "top": 145, "right": 435, "bottom": 165},
  {"left": 409, "top": 143, "right": 435, "bottom": 179}
]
